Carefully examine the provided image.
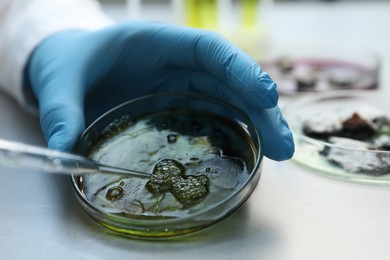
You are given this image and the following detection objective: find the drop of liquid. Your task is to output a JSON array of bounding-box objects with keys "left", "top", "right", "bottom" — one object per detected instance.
[
  {"left": 167, "top": 134, "right": 178, "bottom": 144},
  {"left": 106, "top": 186, "right": 124, "bottom": 201}
]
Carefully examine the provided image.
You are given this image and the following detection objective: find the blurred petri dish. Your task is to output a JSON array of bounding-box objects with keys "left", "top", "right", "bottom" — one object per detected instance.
[
  {"left": 260, "top": 46, "right": 380, "bottom": 95},
  {"left": 283, "top": 90, "right": 390, "bottom": 184},
  {"left": 71, "top": 93, "right": 263, "bottom": 239}
]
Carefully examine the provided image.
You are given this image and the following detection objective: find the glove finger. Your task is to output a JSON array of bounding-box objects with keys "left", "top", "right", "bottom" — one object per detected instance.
[
  {"left": 163, "top": 70, "right": 294, "bottom": 161},
  {"left": 37, "top": 79, "right": 85, "bottom": 152},
  {"left": 158, "top": 26, "right": 278, "bottom": 109},
  {"left": 250, "top": 107, "right": 295, "bottom": 161}
]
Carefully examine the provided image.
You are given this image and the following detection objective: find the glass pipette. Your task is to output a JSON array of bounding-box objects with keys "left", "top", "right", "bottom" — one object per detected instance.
[{"left": 0, "top": 139, "right": 150, "bottom": 178}]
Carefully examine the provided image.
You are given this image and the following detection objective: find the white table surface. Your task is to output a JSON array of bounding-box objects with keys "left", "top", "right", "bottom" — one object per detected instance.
[{"left": 1, "top": 2, "right": 390, "bottom": 260}]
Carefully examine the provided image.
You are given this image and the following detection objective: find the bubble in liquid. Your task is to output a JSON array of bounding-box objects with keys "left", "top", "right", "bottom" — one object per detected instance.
[
  {"left": 106, "top": 186, "right": 124, "bottom": 201},
  {"left": 185, "top": 157, "right": 202, "bottom": 167},
  {"left": 167, "top": 134, "right": 178, "bottom": 144}
]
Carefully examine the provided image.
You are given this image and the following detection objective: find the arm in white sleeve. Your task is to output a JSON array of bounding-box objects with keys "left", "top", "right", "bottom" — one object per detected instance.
[{"left": 0, "top": 0, "right": 114, "bottom": 112}]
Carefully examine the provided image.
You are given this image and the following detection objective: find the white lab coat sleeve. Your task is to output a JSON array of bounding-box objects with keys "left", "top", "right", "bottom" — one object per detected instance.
[{"left": 0, "top": 0, "right": 114, "bottom": 112}]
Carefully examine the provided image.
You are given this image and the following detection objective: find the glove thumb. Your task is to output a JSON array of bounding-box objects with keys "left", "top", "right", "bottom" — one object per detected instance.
[
  {"left": 37, "top": 81, "right": 85, "bottom": 152},
  {"left": 26, "top": 30, "right": 91, "bottom": 152}
]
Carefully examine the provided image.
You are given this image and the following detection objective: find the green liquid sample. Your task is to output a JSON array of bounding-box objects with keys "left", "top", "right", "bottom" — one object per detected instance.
[
  {"left": 241, "top": 0, "right": 259, "bottom": 31},
  {"left": 79, "top": 111, "right": 257, "bottom": 219},
  {"left": 185, "top": 0, "right": 218, "bottom": 29}
]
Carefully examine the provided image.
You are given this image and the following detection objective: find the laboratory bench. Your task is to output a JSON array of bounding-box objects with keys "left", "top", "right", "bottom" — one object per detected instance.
[{"left": 1, "top": 1, "right": 390, "bottom": 260}]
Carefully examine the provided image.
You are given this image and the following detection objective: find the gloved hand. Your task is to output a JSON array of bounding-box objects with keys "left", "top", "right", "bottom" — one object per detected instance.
[{"left": 25, "top": 21, "right": 294, "bottom": 161}]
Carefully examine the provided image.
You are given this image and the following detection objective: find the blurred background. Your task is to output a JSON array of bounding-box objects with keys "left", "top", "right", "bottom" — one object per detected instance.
[
  {"left": 96, "top": 0, "right": 390, "bottom": 96},
  {"left": 96, "top": 0, "right": 390, "bottom": 91}
]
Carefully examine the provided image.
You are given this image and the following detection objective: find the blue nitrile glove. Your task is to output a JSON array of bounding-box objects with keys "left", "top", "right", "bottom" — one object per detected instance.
[{"left": 25, "top": 21, "right": 294, "bottom": 161}]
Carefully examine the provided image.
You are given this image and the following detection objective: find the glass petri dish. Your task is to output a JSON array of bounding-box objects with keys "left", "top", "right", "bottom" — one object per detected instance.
[
  {"left": 260, "top": 45, "right": 380, "bottom": 95},
  {"left": 71, "top": 93, "right": 263, "bottom": 239},
  {"left": 283, "top": 90, "right": 390, "bottom": 184}
]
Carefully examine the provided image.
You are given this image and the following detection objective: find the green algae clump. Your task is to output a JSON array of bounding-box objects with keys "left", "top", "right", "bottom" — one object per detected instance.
[{"left": 145, "top": 159, "right": 209, "bottom": 208}]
